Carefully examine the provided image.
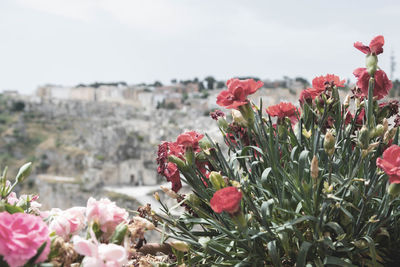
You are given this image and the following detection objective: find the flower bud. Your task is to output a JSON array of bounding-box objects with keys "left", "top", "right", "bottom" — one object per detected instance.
[
  {"left": 311, "top": 156, "right": 319, "bottom": 180},
  {"left": 355, "top": 98, "right": 361, "bottom": 109},
  {"left": 231, "top": 180, "right": 241, "bottom": 188},
  {"left": 199, "top": 138, "right": 212, "bottom": 151},
  {"left": 238, "top": 103, "right": 255, "bottom": 126},
  {"left": 133, "top": 216, "right": 155, "bottom": 230},
  {"left": 185, "top": 193, "right": 201, "bottom": 206},
  {"left": 209, "top": 171, "right": 225, "bottom": 190},
  {"left": 323, "top": 181, "right": 333, "bottom": 193},
  {"left": 383, "top": 118, "right": 389, "bottom": 135},
  {"left": 160, "top": 185, "right": 179, "bottom": 199},
  {"left": 324, "top": 131, "right": 335, "bottom": 156},
  {"left": 170, "top": 241, "right": 189, "bottom": 252},
  {"left": 231, "top": 109, "right": 248, "bottom": 127},
  {"left": 358, "top": 126, "right": 370, "bottom": 149},
  {"left": 217, "top": 117, "right": 229, "bottom": 131},
  {"left": 384, "top": 127, "right": 397, "bottom": 144},
  {"left": 198, "top": 237, "right": 210, "bottom": 248},
  {"left": 168, "top": 155, "right": 186, "bottom": 169},
  {"left": 343, "top": 94, "right": 351, "bottom": 108},
  {"left": 366, "top": 54, "right": 378, "bottom": 76},
  {"left": 110, "top": 223, "right": 128, "bottom": 245},
  {"left": 302, "top": 129, "right": 312, "bottom": 139},
  {"left": 388, "top": 183, "right": 400, "bottom": 197},
  {"left": 370, "top": 124, "right": 385, "bottom": 139},
  {"left": 15, "top": 162, "right": 32, "bottom": 184},
  {"left": 153, "top": 192, "right": 160, "bottom": 201}
]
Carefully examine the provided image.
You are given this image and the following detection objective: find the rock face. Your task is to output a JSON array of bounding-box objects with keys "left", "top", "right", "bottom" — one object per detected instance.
[{"left": 18, "top": 99, "right": 220, "bottom": 209}]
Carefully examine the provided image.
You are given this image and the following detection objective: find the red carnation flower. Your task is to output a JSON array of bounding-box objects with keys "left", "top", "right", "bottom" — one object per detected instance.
[
  {"left": 210, "top": 186, "right": 242, "bottom": 214},
  {"left": 266, "top": 102, "right": 298, "bottom": 121},
  {"left": 353, "top": 68, "right": 392, "bottom": 100},
  {"left": 354, "top": 35, "right": 384, "bottom": 55},
  {"left": 299, "top": 87, "right": 322, "bottom": 105},
  {"left": 216, "top": 78, "right": 263, "bottom": 109},
  {"left": 176, "top": 131, "right": 204, "bottom": 151},
  {"left": 164, "top": 162, "right": 182, "bottom": 192},
  {"left": 376, "top": 145, "right": 400, "bottom": 184},
  {"left": 312, "top": 74, "right": 346, "bottom": 91}
]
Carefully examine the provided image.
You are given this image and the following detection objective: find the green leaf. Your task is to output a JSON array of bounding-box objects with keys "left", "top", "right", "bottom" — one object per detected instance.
[
  {"left": 110, "top": 223, "right": 128, "bottom": 245},
  {"left": 267, "top": 240, "right": 281, "bottom": 267},
  {"left": 323, "top": 256, "right": 357, "bottom": 267},
  {"left": 296, "top": 241, "right": 312, "bottom": 267},
  {"left": 261, "top": 167, "right": 272, "bottom": 184},
  {"left": 4, "top": 204, "right": 24, "bottom": 214},
  {"left": 324, "top": 222, "right": 345, "bottom": 236},
  {"left": 298, "top": 150, "right": 310, "bottom": 180},
  {"left": 24, "top": 241, "right": 47, "bottom": 266},
  {"left": 361, "top": 236, "right": 377, "bottom": 266}
]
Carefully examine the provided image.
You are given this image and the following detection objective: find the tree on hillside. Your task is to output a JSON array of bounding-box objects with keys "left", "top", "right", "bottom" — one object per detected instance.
[{"left": 204, "top": 76, "right": 216, "bottom": 90}]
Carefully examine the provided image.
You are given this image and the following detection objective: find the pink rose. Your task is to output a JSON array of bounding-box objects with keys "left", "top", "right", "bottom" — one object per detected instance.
[
  {"left": 86, "top": 198, "right": 128, "bottom": 236},
  {"left": 0, "top": 212, "right": 50, "bottom": 267},
  {"left": 46, "top": 207, "right": 86, "bottom": 240},
  {"left": 73, "top": 235, "right": 128, "bottom": 267}
]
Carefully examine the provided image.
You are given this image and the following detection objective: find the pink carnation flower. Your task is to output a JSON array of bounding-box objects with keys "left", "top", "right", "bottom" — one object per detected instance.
[
  {"left": 45, "top": 207, "right": 86, "bottom": 240},
  {"left": 0, "top": 212, "right": 50, "bottom": 267},
  {"left": 6, "top": 192, "right": 19, "bottom": 205},
  {"left": 86, "top": 197, "right": 128, "bottom": 237},
  {"left": 73, "top": 235, "right": 128, "bottom": 267}
]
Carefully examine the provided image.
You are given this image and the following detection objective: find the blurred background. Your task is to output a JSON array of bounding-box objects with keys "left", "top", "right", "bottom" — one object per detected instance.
[{"left": 0, "top": 0, "right": 399, "bottom": 210}]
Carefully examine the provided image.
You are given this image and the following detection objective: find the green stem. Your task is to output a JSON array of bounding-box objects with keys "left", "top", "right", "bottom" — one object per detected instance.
[{"left": 366, "top": 77, "right": 375, "bottom": 130}]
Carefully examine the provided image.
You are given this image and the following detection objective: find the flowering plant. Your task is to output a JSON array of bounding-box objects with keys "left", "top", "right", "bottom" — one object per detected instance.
[{"left": 152, "top": 35, "right": 400, "bottom": 266}]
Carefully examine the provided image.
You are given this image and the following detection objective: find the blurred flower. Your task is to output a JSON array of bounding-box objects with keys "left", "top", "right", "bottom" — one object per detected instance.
[
  {"left": 45, "top": 207, "right": 86, "bottom": 240},
  {"left": 376, "top": 145, "right": 400, "bottom": 184},
  {"left": 354, "top": 35, "right": 384, "bottom": 55},
  {"left": 170, "top": 241, "right": 190, "bottom": 252},
  {"left": 210, "top": 110, "right": 225, "bottom": 120},
  {"left": 176, "top": 131, "right": 204, "bottom": 151},
  {"left": 73, "top": 235, "right": 128, "bottom": 267},
  {"left": 266, "top": 102, "right": 298, "bottom": 120},
  {"left": 231, "top": 109, "right": 248, "bottom": 127},
  {"left": 353, "top": 68, "right": 392, "bottom": 100},
  {"left": 312, "top": 74, "right": 345, "bottom": 91},
  {"left": 210, "top": 186, "right": 242, "bottom": 214},
  {"left": 0, "top": 212, "right": 50, "bottom": 267},
  {"left": 6, "top": 192, "right": 18, "bottom": 205},
  {"left": 160, "top": 185, "right": 179, "bottom": 199},
  {"left": 86, "top": 197, "right": 128, "bottom": 237},
  {"left": 299, "top": 87, "right": 321, "bottom": 105},
  {"left": 216, "top": 78, "right": 263, "bottom": 109}
]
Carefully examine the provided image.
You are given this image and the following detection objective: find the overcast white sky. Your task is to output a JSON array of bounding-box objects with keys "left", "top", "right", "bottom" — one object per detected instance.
[{"left": 1, "top": 0, "right": 399, "bottom": 94}]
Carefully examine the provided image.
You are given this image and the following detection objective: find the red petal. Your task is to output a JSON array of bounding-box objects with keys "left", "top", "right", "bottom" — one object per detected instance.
[
  {"left": 369, "top": 35, "right": 384, "bottom": 55},
  {"left": 354, "top": 42, "right": 371, "bottom": 54}
]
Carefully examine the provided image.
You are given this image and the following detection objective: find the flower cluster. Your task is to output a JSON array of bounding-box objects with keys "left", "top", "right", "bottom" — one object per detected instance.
[
  {"left": 157, "top": 131, "right": 205, "bottom": 192},
  {"left": 156, "top": 34, "right": 400, "bottom": 266},
  {"left": 353, "top": 35, "right": 392, "bottom": 99}
]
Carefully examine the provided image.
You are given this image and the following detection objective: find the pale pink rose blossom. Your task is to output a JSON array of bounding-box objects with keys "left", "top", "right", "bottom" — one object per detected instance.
[
  {"left": 0, "top": 212, "right": 50, "bottom": 267},
  {"left": 73, "top": 235, "right": 128, "bottom": 267},
  {"left": 46, "top": 207, "right": 86, "bottom": 240},
  {"left": 86, "top": 197, "right": 128, "bottom": 236}
]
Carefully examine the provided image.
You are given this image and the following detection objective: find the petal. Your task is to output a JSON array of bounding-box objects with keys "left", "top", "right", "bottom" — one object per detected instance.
[
  {"left": 354, "top": 41, "right": 370, "bottom": 54},
  {"left": 369, "top": 35, "right": 384, "bottom": 55},
  {"left": 98, "top": 244, "right": 127, "bottom": 262},
  {"left": 73, "top": 236, "right": 98, "bottom": 257}
]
